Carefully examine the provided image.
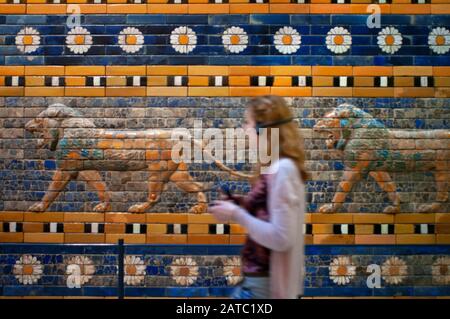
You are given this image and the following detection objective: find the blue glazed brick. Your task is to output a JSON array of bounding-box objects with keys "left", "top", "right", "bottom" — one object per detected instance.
[
  {"left": 208, "top": 15, "right": 249, "bottom": 25},
  {"left": 6, "top": 15, "right": 46, "bottom": 24},
  {"left": 166, "top": 15, "right": 209, "bottom": 25},
  {"left": 332, "top": 15, "right": 370, "bottom": 25},
  {"left": 125, "top": 287, "right": 166, "bottom": 297},
  {"left": 5, "top": 56, "right": 44, "bottom": 65},
  {"left": 84, "top": 15, "right": 126, "bottom": 24},
  {"left": 250, "top": 14, "right": 290, "bottom": 25},
  {"left": 166, "top": 287, "right": 209, "bottom": 297}
]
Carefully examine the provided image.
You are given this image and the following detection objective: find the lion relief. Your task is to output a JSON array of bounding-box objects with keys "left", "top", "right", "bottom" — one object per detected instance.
[
  {"left": 25, "top": 104, "right": 249, "bottom": 214},
  {"left": 313, "top": 104, "right": 449, "bottom": 213}
]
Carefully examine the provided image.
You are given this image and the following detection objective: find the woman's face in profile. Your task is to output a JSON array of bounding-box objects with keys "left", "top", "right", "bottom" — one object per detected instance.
[{"left": 243, "top": 110, "right": 257, "bottom": 140}]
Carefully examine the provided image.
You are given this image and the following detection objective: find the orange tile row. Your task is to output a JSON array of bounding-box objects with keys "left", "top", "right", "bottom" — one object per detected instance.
[
  {"left": 1, "top": 232, "right": 449, "bottom": 244},
  {"left": 2, "top": 66, "right": 448, "bottom": 76},
  {"left": 0, "top": 3, "right": 449, "bottom": 14},
  {"left": 1, "top": 87, "right": 448, "bottom": 98}
]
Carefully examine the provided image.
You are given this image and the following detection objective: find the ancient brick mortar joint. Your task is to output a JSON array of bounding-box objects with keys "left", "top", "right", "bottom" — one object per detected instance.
[{"left": 0, "top": 1, "right": 449, "bottom": 299}]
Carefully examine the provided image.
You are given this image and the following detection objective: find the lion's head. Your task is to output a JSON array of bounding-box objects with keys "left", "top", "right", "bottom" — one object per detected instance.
[
  {"left": 25, "top": 103, "right": 95, "bottom": 151},
  {"left": 313, "top": 104, "right": 384, "bottom": 150}
]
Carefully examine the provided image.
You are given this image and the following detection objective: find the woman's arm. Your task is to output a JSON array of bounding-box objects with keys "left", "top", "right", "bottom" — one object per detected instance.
[{"left": 233, "top": 159, "right": 300, "bottom": 252}]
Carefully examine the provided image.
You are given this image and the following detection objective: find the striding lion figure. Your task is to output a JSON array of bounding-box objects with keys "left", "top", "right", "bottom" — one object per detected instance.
[
  {"left": 313, "top": 103, "right": 449, "bottom": 214},
  {"left": 25, "top": 104, "right": 250, "bottom": 214}
]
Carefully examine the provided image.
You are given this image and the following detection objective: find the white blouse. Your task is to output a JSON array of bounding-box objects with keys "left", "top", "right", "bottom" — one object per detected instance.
[{"left": 234, "top": 158, "right": 306, "bottom": 299}]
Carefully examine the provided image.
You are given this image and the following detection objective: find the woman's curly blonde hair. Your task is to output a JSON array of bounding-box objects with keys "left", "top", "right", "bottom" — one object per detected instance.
[{"left": 246, "top": 95, "right": 310, "bottom": 182}]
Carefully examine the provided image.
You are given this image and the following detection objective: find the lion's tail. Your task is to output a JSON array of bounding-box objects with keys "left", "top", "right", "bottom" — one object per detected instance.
[{"left": 191, "top": 139, "right": 253, "bottom": 179}]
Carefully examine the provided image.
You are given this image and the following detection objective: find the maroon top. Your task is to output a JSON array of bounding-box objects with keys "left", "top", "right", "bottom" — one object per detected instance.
[{"left": 233, "top": 174, "right": 270, "bottom": 275}]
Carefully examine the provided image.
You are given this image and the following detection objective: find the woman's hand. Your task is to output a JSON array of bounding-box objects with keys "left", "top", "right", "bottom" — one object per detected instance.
[{"left": 208, "top": 200, "right": 243, "bottom": 223}]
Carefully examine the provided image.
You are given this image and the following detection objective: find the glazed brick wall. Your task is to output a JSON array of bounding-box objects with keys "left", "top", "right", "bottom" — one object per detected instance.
[{"left": 0, "top": 96, "right": 449, "bottom": 214}]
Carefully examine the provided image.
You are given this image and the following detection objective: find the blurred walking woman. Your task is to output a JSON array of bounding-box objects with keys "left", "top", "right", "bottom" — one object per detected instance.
[{"left": 209, "top": 95, "right": 309, "bottom": 299}]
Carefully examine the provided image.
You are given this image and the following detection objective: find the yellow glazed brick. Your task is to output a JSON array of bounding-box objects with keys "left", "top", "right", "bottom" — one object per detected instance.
[
  {"left": 146, "top": 213, "right": 188, "bottom": 224},
  {"left": 27, "top": 4, "right": 67, "bottom": 14},
  {"left": 394, "top": 224, "right": 414, "bottom": 234},
  {"left": 24, "top": 233, "right": 64, "bottom": 243},
  {"left": 229, "top": 76, "right": 250, "bottom": 86},
  {"left": 229, "top": 66, "right": 271, "bottom": 76},
  {"left": 395, "top": 214, "right": 435, "bottom": 223},
  {"left": 188, "top": 224, "right": 209, "bottom": 234},
  {"left": 436, "top": 214, "right": 450, "bottom": 224},
  {"left": 106, "top": 66, "right": 146, "bottom": 76},
  {"left": 270, "top": 4, "right": 310, "bottom": 13},
  {"left": 353, "top": 88, "right": 395, "bottom": 97},
  {"left": 437, "top": 235, "right": 450, "bottom": 244},
  {"left": 229, "top": 87, "right": 271, "bottom": 96},
  {"left": 270, "top": 66, "right": 311, "bottom": 76},
  {"left": 394, "top": 66, "right": 433, "bottom": 76},
  {"left": 105, "top": 213, "right": 146, "bottom": 223},
  {"left": 230, "top": 224, "right": 246, "bottom": 234},
  {"left": 25, "top": 76, "right": 45, "bottom": 86},
  {"left": 311, "top": 214, "right": 353, "bottom": 224},
  {"left": 105, "top": 224, "right": 125, "bottom": 234},
  {"left": 147, "top": 224, "right": 167, "bottom": 234},
  {"left": 230, "top": 235, "right": 246, "bottom": 245},
  {"left": 313, "top": 76, "right": 334, "bottom": 87},
  {"left": 273, "top": 76, "right": 292, "bottom": 86},
  {"left": 189, "top": 4, "right": 229, "bottom": 13},
  {"left": 189, "top": 87, "right": 229, "bottom": 96},
  {"left": 0, "top": 88, "right": 24, "bottom": 96},
  {"left": 313, "top": 66, "right": 353, "bottom": 76},
  {"left": 25, "top": 87, "right": 64, "bottom": 96},
  {"left": 66, "top": 66, "right": 105, "bottom": 76},
  {"left": 24, "top": 212, "right": 64, "bottom": 222},
  {"left": 0, "top": 233, "right": 23, "bottom": 243},
  {"left": 395, "top": 88, "right": 435, "bottom": 98},
  {"left": 75, "top": 4, "right": 107, "bottom": 13},
  {"left": 313, "top": 234, "right": 355, "bottom": 245},
  {"left": 312, "top": 224, "right": 333, "bottom": 234},
  {"left": 313, "top": 87, "right": 353, "bottom": 97},
  {"left": 270, "top": 87, "right": 311, "bottom": 97},
  {"left": 147, "top": 66, "right": 187, "bottom": 75},
  {"left": 0, "top": 212, "right": 24, "bottom": 222},
  {"left": 434, "top": 77, "right": 450, "bottom": 86},
  {"left": 353, "top": 214, "right": 395, "bottom": 224},
  {"left": 433, "top": 67, "right": 450, "bottom": 76},
  {"left": 188, "top": 66, "right": 229, "bottom": 75},
  {"left": 65, "top": 233, "right": 105, "bottom": 243},
  {"left": 0, "top": 66, "right": 25, "bottom": 75},
  {"left": 106, "top": 76, "right": 126, "bottom": 86},
  {"left": 353, "top": 66, "right": 393, "bottom": 76},
  {"left": 23, "top": 223, "right": 43, "bottom": 233},
  {"left": 65, "top": 77, "right": 85, "bottom": 86},
  {"left": 147, "top": 87, "right": 187, "bottom": 96},
  {"left": 106, "top": 234, "right": 146, "bottom": 244},
  {"left": 147, "top": 234, "right": 187, "bottom": 244},
  {"left": 63, "top": 223, "right": 85, "bottom": 233},
  {"left": 0, "top": 4, "right": 26, "bottom": 14},
  {"left": 396, "top": 234, "right": 435, "bottom": 244},
  {"left": 147, "top": 76, "right": 167, "bottom": 86},
  {"left": 147, "top": 4, "right": 188, "bottom": 14},
  {"left": 65, "top": 87, "right": 105, "bottom": 96},
  {"left": 229, "top": 4, "right": 269, "bottom": 13},
  {"left": 25, "top": 66, "right": 65, "bottom": 76},
  {"left": 107, "top": 4, "right": 147, "bottom": 13},
  {"left": 353, "top": 77, "right": 373, "bottom": 87},
  {"left": 188, "top": 213, "right": 218, "bottom": 224},
  {"left": 188, "top": 76, "right": 209, "bottom": 86},
  {"left": 187, "top": 234, "right": 229, "bottom": 244},
  {"left": 355, "top": 235, "right": 396, "bottom": 245},
  {"left": 106, "top": 87, "right": 146, "bottom": 96},
  {"left": 354, "top": 225, "right": 374, "bottom": 235}
]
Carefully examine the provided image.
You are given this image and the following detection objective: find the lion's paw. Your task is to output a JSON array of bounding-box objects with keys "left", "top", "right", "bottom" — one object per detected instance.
[
  {"left": 189, "top": 203, "right": 208, "bottom": 214},
  {"left": 383, "top": 205, "right": 400, "bottom": 214},
  {"left": 93, "top": 203, "right": 110, "bottom": 212},
  {"left": 317, "top": 204, "right": 336, "bottom": 213},
  {"left": 28, "top": 202, "right": 46, "bottom": 212},
  {"left": 417, "top": 203, "right": 442, "bottom": 213},
  {"left": 128, "top": 203, "right": 148, "bottom": 214}
]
